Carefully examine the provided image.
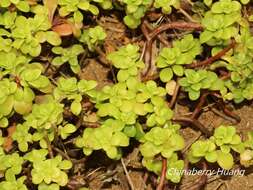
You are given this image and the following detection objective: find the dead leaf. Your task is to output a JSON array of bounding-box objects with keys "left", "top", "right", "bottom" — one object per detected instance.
[
  {"left": 43, "top": 0, "right": 58, "bottom": 23},
  {"left": 3, "top": 124, "right": 16, "bottom": 152},
  {"left": 166, "top": 80, "right": 177, "bottom": 96},
  {"left": 27, "top": 0, "right": 38, "bottom": 5},
  {"left": 52, "top": 23, "right": 73, "bottom": 36}
]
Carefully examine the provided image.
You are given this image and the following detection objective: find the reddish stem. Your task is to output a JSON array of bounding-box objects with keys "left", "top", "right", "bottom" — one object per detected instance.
[
  {"left": 156, "top": 158, "right": 167, "bottom": 190},
  {"left": 187, "top": 39, "right": 236, "bottom": 68},
  {"left": 173, "top": 117, "right": 212, "bottom": 137},
  {"left": 191, "top": 92, "right": 209, "bottom": 119}
]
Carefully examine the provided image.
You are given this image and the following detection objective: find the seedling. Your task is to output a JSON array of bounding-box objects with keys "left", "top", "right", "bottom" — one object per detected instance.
[
  {"left": 179, "top": 69, "right": 226, "bottom": 100},
  {"left": 141, "top": 125, "right": 185, "bottom": 183},
  {"left": 52, "top": 44, "right": 84, "bottom": 73},
  {"left": 156, "top": 34, "right": 202, "bottom": 82},
  {"left": 79, "top": 26, "right": 107, "bottom": 51},
  {"left": 188, "top": 125, "right": 244, "bottom": 170},
  {"left": 200, "top": 0, "right": 241, "bottom": 45}
]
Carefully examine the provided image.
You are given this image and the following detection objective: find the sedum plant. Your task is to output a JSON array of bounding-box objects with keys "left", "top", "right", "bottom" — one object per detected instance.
[
  {"left": 123, "top": 0, "right": 152, "bottom": 29},
  {"left": 53, "top": 77, "right": 97, "bottom": 115},
  {"left": 140, "top": 125, "right": 185, "bottom": 183},
  {"left": 79, "top": 26, "right": 107, "bottom": 51},
  {"left": 58, "top": 124, "right": 77, "bottom": 139},
  {"left": 75, "top": 119, "right": 129, "bottom": 159},
  {"left": 95, "top": 79, "right": 172, "bottom": 126},
  {"left": 156, "top": 34, "right": 202, "bottom": 82},
  {"left": 58, "top": 0, "right": 112, "bottom": 18},
  {"left": 179, "top": 69, "right": 226, "bottom": 100},
  {"left": 0, "top": 176, "right": 27, "bottom": 190},
  {"left": 210, "top": 26, "right": 253, "bottom": 103},
  {"left": 95, "top": 45, "right": 173, "bottom": 128},
  {"left": 154, "top": 0, "right": 180, "bottom": 14},
  {"left": 12, "top": 124, "right": 33, "bottom": 152},
  {"left": 24, "top": 100, "right": 63, "bottom": 148},
  {"left": 18, "top": 63, "right": 53, "bottom": 93},
  {"left": 0, "top": 79, "right": 34, "bottom": 128},
  {"left": 52, "top": 44, "right": 84, "bottom": 73},
  {"left": 0, "top": 152, "right": 24, "bottom": 181},
  {"left": 0, "top": 7, "right": 61, "bottom": 57},
  {"left": 107, "top": 44, "right": 145, "bottom": 82},
  {"left": 26, "top": 151, "right": 72, "bottom": 188},
  {"left": 200, "top": 0, "right": 241, "bottom": 45},
  {"left": 0, "top": 0, "right": 30, "bottom": 12},
  {"left": 188, "top": 125, "right": 244, "bottom": 170},
  {"left": 0, "top": 51, "right": 52, "bottom": 93}
]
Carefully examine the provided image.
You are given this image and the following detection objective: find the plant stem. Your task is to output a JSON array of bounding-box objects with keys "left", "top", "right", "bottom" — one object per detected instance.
[
  {"left": 191, "top": 92, "right": 209, "bottom": 119},
  {"left": 169, "top": 81, "right": 181, "bottom": 109},
  {"left": 173, "top": 117, "right": 212, "bottom": 137},
  {"left": 187, "top": 39, "right": 236, "bottom": 68},
  {"left": 156, "top": 158, "right": 167, "bottom": 190},
  {"left": 121, "top": 158, "right": 135, "bottom": 190},
  {"left": 45, "top": 135, "right": 54, "bottom": 158}
]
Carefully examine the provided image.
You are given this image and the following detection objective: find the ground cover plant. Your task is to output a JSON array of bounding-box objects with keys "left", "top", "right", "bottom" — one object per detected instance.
[{"left": 1, "top": 0, "right": 253, "bottom": 190}]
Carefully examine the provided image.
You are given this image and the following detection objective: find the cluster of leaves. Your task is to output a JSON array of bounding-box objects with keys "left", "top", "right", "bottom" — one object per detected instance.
[
  {"left": 96, "top": 46, "right": 173, "bottom": 127},
  {"left": 188, "top": 125, "right": 244, "bottom": 170},
  {"left": 52, "top": 44, "right": 84, "bottom": 73},
  {"left": 0, "top": 79, "right": 34, "bottom": 128},
  {"left": 107, "top": 44, "right": 145, "bottom": 82},
  {"left": 122, "top": 0, "right": 153, "bottom": 29},
  {"left": 53, "top": 77, "right": 97, "bottom": 115},
  {"left": 0, "top": 8, "right": 61, "bottom": 57},
  {"left": 200, "top": 0, "right": 242, "bottom": 45},
  {"left": 140, "top": 125, "right": 185, "bottom": 183},
  {"left": 179, "top": 69, "right": 226, "bottom": 100},
  {"left": 2, "top": 0, "right": 253, "bottom": 188},
  {"left": 154, "top": 0, "right": 180, "bottom": 14},
  {"left": 0, "top": 0, "right": 30, "bottom": 12},
  {"left": 76, "top": 119, "right": 130, "bottom": 159},
  {"left": 79, "top": 26, "right": 107, "bottom": 51},
  {"left": 58, "top": 0, "right": 112, "bottom": 18},
  {"left": 210, "top": 26, "right": 253, "bottom": 103},
  {"left": 25, "top": 149, "right": 72, "bottom": 188},
  {"left": 122, "top": 0, "right": 183, "bottom": 28},
  {"left": 156, "top": 34, "right": 202, "bottom": 82}
]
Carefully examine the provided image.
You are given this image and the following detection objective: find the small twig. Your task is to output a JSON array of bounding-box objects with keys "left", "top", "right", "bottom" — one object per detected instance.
[
  {"left": 169, "top": 81, "right": 180, "bottom": 109},
  {"left": 45, "top": 135, "right": 54, "bottom": 158},
  {"left": 148, "top": 22, "right": 203, "bottom": 40},
  {"left": 173, "top": 117, "right": 212, "bottom": 137},
  {"left": 52, "top": 146, "right": 71, "bottom": 161},
  {"left": 191, "top": 92, "right": 209, "bottom": 119},
  {"left": 121, "top": 158, "right": 135, "bottom": 190},
  {"left": 179, "top": 8, "right": 198, "bottom": 23},
  {"left": 222, "top": 107, "right": 241, "bottom": 123},
  {"left": 144, "top": 22, "right": 171, "bottom": 47},
  {"left": 215, "top": 99, "right": 241, "bottom": 123},
  {"left": 210, "top": 107, "right": 237, "bottom": 124},
  {"left": 82, "top": 121, "right": 101, "bottom": 128},
  {"left": 140, "top": 172, "right": 148, "bottom": 190},
  {"left": 187, "top": 39, "right": 236, "bottom": 68},
  {"left": 156, "top": 158, "right": 167, "bottom": 190}
]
